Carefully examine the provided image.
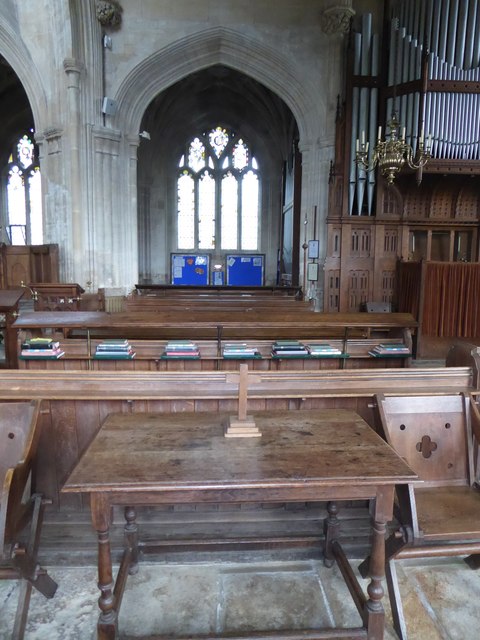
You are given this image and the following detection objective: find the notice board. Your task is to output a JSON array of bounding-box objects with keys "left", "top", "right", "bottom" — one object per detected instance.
[
  {"left": 171, "top": 254, "right": 210, "bottom": 285},
  {"left": 226, "top": 254, "right": 265, "bottom": 286}
]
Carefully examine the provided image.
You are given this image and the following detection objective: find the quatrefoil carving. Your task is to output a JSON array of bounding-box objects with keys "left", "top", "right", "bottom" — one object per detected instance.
[{"left": 416, "top": 435, "right": 438, "bottom": 459}]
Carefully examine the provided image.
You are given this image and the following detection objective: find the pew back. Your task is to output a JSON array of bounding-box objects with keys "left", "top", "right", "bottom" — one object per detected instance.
[{"left": 377, "top": 394, "right": 471, "bottom": 488}]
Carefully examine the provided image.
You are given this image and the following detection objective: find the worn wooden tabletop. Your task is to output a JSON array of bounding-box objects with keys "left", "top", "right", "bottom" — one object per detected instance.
[{"left": 63, "top": 409, "right": 417, "bottom": 495}]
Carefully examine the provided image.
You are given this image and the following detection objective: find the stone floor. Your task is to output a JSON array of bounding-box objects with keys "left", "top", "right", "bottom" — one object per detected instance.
[{"left": 1, "top": 556, "right": 479, "bottom": 639}]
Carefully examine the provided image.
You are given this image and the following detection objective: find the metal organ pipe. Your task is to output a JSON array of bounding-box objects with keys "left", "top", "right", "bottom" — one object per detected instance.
[
  {"left": 446, "top": 0, "right": 459, "bottom": 68},
  {"left": 455, "top": 0, "right": 468, "bottom": 69},
  {"left": 473, "top": 3, "right": 480, "bottom": 67},
  {"left": 349, "top": 32, "right": 361, "bottom": 216},
  {"left": 438, "top": 1, "right": 449, "bottom": 63},
  {"left": 356, "top": 13, "right": 372, "bottom": 215},
  {"left": 368, "top": 33, "right": 379, "bottom": 215},
  {"left": 392, "top": 0, "right": 480, "bottom": 163},
  {"left": 464, "top": 0, "right": 477, "bottom": 70}
]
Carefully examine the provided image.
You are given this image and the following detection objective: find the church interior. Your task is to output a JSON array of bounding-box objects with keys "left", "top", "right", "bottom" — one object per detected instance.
[{"left": 1, "top": 1, "right": 480, "bottom": 639}]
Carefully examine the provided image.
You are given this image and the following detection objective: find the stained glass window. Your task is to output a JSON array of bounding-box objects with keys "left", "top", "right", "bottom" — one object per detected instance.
[
  {"left": 177, "top": 171, "right": 195, "bottom": 249},
  {"left": 6, "top": 133, "right": 42, "bottom": 245},
  {"left": 177, "top": 126, "right": 259, "bottom": 252}
]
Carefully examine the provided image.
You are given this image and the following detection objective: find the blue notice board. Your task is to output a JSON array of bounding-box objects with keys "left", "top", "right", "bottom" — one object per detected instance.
[
  {"left": 171, "top": 254, "right": 210, "bottom": 285},
  {"left": 226, "top": 254, "right": 265, "bottom": 286}
]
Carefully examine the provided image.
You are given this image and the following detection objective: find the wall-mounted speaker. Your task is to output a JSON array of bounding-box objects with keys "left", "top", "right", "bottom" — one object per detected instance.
[{"left": 102, "top": 97, "right": 117, "bottom": 115}]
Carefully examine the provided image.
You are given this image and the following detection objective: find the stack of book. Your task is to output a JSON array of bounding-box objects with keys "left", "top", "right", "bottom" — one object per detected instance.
[
  {"left": 369, "top": 343, "right": 411, "bottom": 357},
  {"left": 307, "top": 343, "right": 343, "bottom": 357},
  {"left": 271, "top": 340, "right": 309, "bottom": 357},
  {"left": 222, "top": 343, "right": 260, "bottom": 359},
  {"left": 163, "top": 340, "right": 200, "bottom": 359},
  {"left": 94, "top": 339, "right": 136, "bottom": 359},
  {"left": 20, "top": 337, "right": 64, "bottom": 359}
]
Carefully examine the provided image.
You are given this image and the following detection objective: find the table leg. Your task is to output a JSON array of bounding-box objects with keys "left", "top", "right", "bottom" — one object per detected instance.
[
  {"left": 323, "top": 500, "right": 340, "bottom": 568},
  {"left": 364, "top": 490, "right": 392, "bottom": 640},
  {"left": 96, "top": 528, "right": 117, "bottom": 640},
  {"left": 124, "top": 506, "right": 139, "bottom": 575},
  {"left": 91, "top": 494, "right": 117, "bottom": 640}
]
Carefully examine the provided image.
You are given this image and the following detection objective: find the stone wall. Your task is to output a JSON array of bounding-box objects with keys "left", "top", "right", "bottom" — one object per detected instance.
[{"left": 0, "top": 0, "right": 376, "bottom": 294}]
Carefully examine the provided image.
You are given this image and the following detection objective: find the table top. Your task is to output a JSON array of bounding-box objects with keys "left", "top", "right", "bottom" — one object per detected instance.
[{"left": 62, "top": 410, "right": 417, "bottom": 496}]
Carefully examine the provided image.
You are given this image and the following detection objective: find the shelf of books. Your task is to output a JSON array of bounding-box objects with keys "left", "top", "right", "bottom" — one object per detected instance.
[
  {"left": 222, "top": 343, "right": 262, "bottom": 359},
  {"left": 93, "top": 339, "right": 136, "bottom": 360},
  {"left": 20, "top": 338, "right": 65, "bottom": 360},
  {"left": 17, "top": 336, "right": 411, "bottom": 371},
  {"left": 160, "top": 340, "right": 200, "bottom": 359},
  {"left": 271, "top": 340, "right": 349, "bottom": 360},
  {"left": 368, "top": 343, "right": 411, "bottom": 358}
]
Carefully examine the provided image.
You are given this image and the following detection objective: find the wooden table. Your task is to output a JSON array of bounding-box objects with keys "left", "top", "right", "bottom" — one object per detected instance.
[{"left": 62, "top": 409, "right": 418, "bottom": 640}]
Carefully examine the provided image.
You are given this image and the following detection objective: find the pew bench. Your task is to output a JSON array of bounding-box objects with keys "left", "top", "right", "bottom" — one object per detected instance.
[
  {"left": 14, "top": 310, "right": 418, "bottom": 370},
  {"left": 359, "top": 392, "right": 480, "bottom": 640},
  {"left": 133, "top": 284, "right": 303, "bottom": 297},
  {"left": 0, "top": 355, "right": 477, "bottom": 566},
  {"left": 0, "top": 401, "right": 57, "bottom": 639}
]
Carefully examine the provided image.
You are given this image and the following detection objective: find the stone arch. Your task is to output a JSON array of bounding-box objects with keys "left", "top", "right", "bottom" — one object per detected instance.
[
  {"left": 0, "top": 17, "right": 47, "bottom": 128},
  {"left": 113, "top": 26, "right": 323, "bottom": 146}
]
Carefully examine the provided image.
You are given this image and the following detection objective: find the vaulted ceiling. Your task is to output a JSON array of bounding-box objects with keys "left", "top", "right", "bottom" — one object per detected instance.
[{"left": 139, "top": 65, "right": 297, "bottom": 169}]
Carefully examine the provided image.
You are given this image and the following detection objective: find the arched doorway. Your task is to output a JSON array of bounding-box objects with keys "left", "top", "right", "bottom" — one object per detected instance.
[
  {"left": 136, "top": 65, "right": 299, "bottom": 286},
  {"left": 112, "top": 26, "right": 324, "bottom": 291}
]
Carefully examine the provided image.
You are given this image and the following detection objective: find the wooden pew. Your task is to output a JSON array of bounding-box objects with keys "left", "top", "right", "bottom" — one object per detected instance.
[
  {"left": 17, "top": 336, "right": 415, "bottom": 372},
  {"left": 123, "top": 295, "right": 311, "bottom": 313},
  {"left": 0, "top": 358, "right": 476, "bottom": 563},
  {"left": 133, "top": 284, "right": 302, "bottom": 297},
  {"left": 13, "top": 310, "right": 418, "bottom": 340},
  {"left": 14, "top": 310, "right": 418, "bottom": 370},
  {"left": 0, "top": 363, "right": 475, "bottom": 505},
  {"left": 0, "top": 401, "right": 57, "bottom": 638},
  {"left": 359, "top": 392, "right": 480, "bottom": 640}
]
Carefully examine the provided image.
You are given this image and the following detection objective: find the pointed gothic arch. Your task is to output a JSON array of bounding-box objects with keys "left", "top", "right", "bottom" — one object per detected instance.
[
  {"left": 0, "top": 18, "right": 47, "bottom": 128},
  {"left": 113, "top": 26, "right": 323, "bottom": 147}
]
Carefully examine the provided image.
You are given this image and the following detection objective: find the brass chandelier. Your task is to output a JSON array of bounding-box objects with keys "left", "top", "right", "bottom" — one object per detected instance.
[{"left": 355, "top": 112, "right": 431, "bottom": 185}]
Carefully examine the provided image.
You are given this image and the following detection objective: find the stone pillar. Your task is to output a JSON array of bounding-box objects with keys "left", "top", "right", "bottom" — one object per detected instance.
[
  {"left": 297, "top": 139, "right": 332, "bottom": 309},
  {"left": 90, "top": 127, "right": 138, "bottom": 292},
  {"left": 63, "top": 58, "right": 86, "bottom": 284},
  {"left": 36, "top": 127, "right": 71, "bottom": 281}
]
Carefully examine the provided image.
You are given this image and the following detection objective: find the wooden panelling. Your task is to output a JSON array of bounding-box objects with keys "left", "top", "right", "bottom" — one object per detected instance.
[{"left": 0, "top": 244, "right": 59, "bottom": 290}]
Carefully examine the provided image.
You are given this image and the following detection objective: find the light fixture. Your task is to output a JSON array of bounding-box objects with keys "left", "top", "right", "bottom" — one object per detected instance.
[
  {"left": 20, "top": 281, "right": 38, "bottom": 301},
  {"left": 355, "top": 112, "right": 431, "bottom": 185}
]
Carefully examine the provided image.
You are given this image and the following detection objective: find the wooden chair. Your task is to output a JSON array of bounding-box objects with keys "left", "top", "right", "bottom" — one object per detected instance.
[
  {"left": 0, "top": 400, "right": 57, "bottom": 639},
  {"left": 359, "top": 393, "right": 480, "bottom": 640}
]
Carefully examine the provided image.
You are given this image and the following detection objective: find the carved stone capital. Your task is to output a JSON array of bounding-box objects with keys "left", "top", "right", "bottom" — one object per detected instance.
[
  {"left": 320, "top": 3, "right": 355, "bottom": 35},
  {"left": 63, "top": 58, "right": 85, "bottom": 76},
  {"left": 96, "top": 1, "right": 123, "bottom": 29}
]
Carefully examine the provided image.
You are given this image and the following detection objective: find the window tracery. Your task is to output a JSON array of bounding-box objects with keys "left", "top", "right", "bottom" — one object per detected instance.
[{"left": 177, "top": 126, "right": 260, "bottom": 252}]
